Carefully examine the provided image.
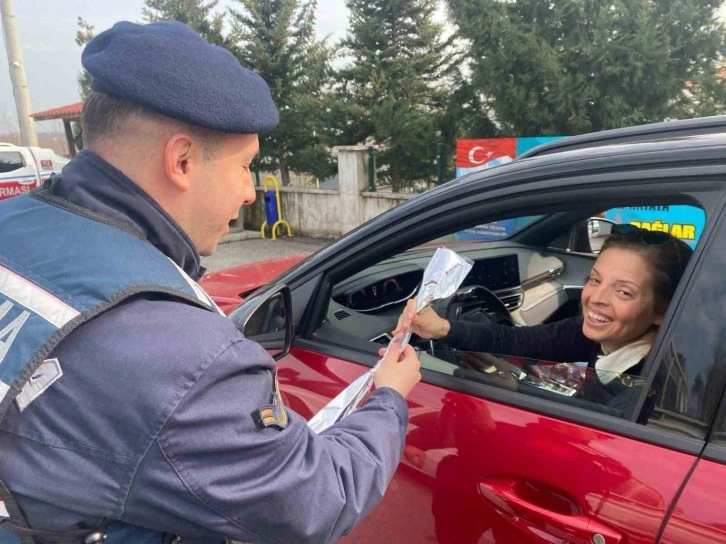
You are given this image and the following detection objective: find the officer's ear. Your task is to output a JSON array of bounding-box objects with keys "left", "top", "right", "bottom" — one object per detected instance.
[{"left": 164, "top": 133, "right": 201, "bottom": 192}]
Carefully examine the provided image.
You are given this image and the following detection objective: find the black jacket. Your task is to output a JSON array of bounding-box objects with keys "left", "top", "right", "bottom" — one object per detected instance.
[
  {"left": 444, "top": 315, "right": 653, "bottom": 421},
  {"left": 445, "top": 315, "right": 600, "bottom": 364}
]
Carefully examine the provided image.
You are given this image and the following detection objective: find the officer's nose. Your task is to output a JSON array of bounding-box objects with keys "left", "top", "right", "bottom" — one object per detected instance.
[{"left": 242, "top": 174, "right": 256, "bottom": 206}]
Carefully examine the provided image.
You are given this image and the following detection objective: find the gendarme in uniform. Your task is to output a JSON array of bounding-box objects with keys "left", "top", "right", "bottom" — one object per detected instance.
[{"left": 0, "top": 21, "right": 409, "bottom": 544}]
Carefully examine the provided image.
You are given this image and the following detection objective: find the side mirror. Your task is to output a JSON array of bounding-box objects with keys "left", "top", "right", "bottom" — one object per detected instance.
[
  {"left": 229, "top": 284, "right": 293, "bottom": 360},
  {"left": 587, "top": 218, "right": 615, "bottom": 254},
  {"left": 565, "top": 218, "right": 616, "bottom": 254}
]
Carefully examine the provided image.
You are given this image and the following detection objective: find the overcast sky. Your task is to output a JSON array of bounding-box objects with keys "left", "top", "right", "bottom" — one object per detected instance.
[
  {"left": 1, "top": 1, "right": 724, "bottom": 135},
  {"left": 0, "top": 0, "right": 349, "bottom": 134}
]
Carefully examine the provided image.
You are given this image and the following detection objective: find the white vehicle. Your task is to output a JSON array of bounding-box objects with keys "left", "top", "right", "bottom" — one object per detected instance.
[{"left": 0, "top": 143, "right": 70, "bottom": 201}]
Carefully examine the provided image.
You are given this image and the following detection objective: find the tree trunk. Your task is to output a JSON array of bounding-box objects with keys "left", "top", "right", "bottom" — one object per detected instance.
[
  {"left": 390, "top": 162, "right": 402, "bottom": 192},
  {"left": 279, "top": 157, "right": 291, "bottom": 187}
]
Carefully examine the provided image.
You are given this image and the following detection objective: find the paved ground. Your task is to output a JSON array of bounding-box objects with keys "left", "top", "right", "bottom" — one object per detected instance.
[{"left": 201, "top": 230, "right": 332, "bottom": 273}]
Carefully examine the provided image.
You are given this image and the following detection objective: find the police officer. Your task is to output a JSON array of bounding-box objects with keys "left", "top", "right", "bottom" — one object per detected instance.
[{"left": 0, "top": 21, "right": 420, "bottom": 543}]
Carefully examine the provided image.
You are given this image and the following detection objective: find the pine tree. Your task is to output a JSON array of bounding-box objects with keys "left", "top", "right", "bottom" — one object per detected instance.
[
  {"left": 229, "top": 0, "right": 335, "bottom": 185},
  {"left": 75, "top": 17, "right": 95, "bottom": 100},
  {"left": 143, "top": 0, "right": 227, "bottom": 47},
  {"left": 446, "top": 0, "right": 726, "bottom": 135},
  {"left": 335, "top": 0, "right": 459, "bottom": 191}
]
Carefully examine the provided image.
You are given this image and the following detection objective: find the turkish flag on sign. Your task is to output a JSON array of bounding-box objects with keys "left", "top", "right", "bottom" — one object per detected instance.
[{"left": 456, "top": 139, "right": 517, "bottom": 168}]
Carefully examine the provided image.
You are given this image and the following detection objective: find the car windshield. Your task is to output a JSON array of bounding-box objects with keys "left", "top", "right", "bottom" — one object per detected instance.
[{"left": 423, "top": 214, "right": 544, "bottom": 247}]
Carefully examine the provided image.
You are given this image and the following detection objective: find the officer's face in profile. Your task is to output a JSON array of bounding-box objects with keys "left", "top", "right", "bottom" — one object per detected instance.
[{"left": 187, "top": 133, "right": 259, "bottom": 256}]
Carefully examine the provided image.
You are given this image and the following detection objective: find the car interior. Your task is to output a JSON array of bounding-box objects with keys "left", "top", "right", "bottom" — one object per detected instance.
[{"left": 307, "top": 200, "right": 704, "bottom": 419}]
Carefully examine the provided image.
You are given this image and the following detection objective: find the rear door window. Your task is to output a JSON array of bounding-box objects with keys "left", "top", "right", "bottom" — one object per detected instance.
[
  {"left": 603, "top": 205, "right": 705, "bottom": 247},
  {"left": 0, "top": 151, "right": 25, "bottom": 173}
]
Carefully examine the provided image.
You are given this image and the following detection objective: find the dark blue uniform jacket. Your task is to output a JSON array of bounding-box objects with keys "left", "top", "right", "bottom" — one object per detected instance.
[{"left": 0, "top": 151, "right": 409, "bottom": 543}]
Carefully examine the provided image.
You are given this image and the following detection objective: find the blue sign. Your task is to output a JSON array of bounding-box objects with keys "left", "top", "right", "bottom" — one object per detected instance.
[
  {"left": 603, "top": 205, "right": 705, "bottom": 247},
  {"left": 456, "top": 219, "right": 516, "bottom": 241},
  {"left": 515, "top": 136, "right": 565, "bottom": 155}
]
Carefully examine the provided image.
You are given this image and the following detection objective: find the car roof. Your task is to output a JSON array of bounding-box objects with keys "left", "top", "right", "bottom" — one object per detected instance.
[
  {"left": 269, "top": 126, "right": 726, "bottom": 292},
  {"left": 518, "top": 115, "right": 726, "bottom": 159},
  {"left": 441, "top": 131, "right": 726, "bottom": 197}
]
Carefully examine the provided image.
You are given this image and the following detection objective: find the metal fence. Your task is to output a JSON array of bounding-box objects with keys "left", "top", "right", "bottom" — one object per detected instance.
[{"left": 365, "top": 143, "right": 453, "bottom": 194}]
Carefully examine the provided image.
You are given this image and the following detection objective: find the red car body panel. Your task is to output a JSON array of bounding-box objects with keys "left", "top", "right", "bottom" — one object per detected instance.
[
  {"left": 659, "top": 459, "right": 726, "bottom": 543},
  {"left": 277, "top": 347, "right": 698, "bottom": 543},
  {"left": 199, "top": 253, "right": 309, "bottom": 313}
]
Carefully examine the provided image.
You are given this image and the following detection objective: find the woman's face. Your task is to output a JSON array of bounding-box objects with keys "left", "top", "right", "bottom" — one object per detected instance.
[{"left": 581, "top": 247, "right": 663, "bottom": 353}]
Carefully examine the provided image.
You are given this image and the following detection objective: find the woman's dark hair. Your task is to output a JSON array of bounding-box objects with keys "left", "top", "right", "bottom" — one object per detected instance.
[{"left": 600, "top": 227, "right": 693, "bottom": 315}]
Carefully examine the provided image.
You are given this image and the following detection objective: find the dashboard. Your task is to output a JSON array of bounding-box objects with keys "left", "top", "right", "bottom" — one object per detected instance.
[
  {"left": 336, "top": 269, "right": 422, "bottom": 312},
  {"left": 333, "top": 253, "right": 523, "bottom": 313},
  {"left": 467, "top": 254, "right": 520, "bottom": 291},
  {"left": 321, "top": 243, "right": 590, "bottom": 355}
]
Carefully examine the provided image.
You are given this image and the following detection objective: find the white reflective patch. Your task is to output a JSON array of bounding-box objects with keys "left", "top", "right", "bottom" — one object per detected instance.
[
  {"left": 0, "top": 264, "right": 80, "bottom": 328},
  {"left": 0, "top": 498, "right": 8, "bottom": 518},
  {"left": 0, "top": 379, "right": 9, "bottom": 404},
  {"left": 0, "top": 301, "right": 30, "bottom": 366},
  {"left": 15, "top": 358, "right": 63, "bottom": 412},
  {"left": 167, "top": 258, "right": 224, "bottom": 315}
]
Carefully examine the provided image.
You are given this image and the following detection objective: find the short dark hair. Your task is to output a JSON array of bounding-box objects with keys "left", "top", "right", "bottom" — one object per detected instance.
[
  {"left": 82, "top": 92, "right": 224, "bottom": 161},
  {"left": 600, "top": 229, "right": 693, "bottom": 315}
]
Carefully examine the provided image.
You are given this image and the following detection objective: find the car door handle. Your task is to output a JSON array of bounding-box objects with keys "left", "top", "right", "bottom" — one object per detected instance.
[{"left": 478, "top": 478, "right": 623, "bottom": 544}]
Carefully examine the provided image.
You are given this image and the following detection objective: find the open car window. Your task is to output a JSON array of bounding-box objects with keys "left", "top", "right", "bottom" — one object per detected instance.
[{"left": 316, "top": 196, "right": 707, "bottom": 433}]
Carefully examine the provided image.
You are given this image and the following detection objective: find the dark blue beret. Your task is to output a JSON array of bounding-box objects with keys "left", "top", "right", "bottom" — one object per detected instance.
[{"left": 82, "top": 21, "right": 279, "bottom": 135}]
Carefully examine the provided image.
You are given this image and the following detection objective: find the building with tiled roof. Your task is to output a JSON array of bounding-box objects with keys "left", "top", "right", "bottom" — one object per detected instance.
[{"left": 30, "top": 101, "right": 83, "bottom": 156}]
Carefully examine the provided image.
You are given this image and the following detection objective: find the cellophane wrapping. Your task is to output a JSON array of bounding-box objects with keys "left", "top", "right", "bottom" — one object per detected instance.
[{"left": 308, "top": 247, "right": 472, "bottom": 433}]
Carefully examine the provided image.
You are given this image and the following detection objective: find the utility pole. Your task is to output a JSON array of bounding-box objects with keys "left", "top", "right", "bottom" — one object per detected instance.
[{"left": 0, "top": 0, "right": 37, "bottom": 146}]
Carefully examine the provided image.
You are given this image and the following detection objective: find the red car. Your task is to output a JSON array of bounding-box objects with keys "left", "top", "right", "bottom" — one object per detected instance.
[
  {"left": 203, "top": 117, "right": 726, "bottom": 543},
  {"left": 200, "top": 254, "right": 308, "bottom": 314}
]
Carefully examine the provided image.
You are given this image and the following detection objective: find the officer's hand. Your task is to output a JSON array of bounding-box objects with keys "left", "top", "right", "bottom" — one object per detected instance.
[
  {"left": 374, "top": 343, "right": 421, "bottom": 399},
  {"left": 393, "top": 299, "right": 450, "bottom": 340}
]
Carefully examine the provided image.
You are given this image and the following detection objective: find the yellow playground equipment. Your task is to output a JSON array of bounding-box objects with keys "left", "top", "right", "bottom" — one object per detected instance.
[{"left": 260, "top": 175, "right": 293, "bottom": 240}]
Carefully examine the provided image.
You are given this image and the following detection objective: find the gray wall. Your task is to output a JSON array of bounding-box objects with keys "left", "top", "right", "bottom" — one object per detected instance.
[{"left": 243, "top": 146, "right": 414, "bottom": 238}]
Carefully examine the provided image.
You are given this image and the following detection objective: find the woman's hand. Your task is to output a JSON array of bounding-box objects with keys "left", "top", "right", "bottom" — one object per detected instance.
[{"left": 393, "top": 299, "right": 451, "bottom": 340}]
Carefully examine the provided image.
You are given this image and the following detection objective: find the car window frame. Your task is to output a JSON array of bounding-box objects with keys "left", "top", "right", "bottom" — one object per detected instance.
[
  {"left": 630, "top": 192, "right": 726, "bottom": 435},
  {"left": 682, "top": 200, "right": 726, "bottom": 464},
  {"left": 287, "top": 169, "right": 726, "bottom": 454}
]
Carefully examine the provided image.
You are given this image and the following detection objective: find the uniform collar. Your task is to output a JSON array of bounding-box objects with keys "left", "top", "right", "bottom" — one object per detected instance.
[{"left": 48, "top": 150, "right": 205, "bottom": 280}]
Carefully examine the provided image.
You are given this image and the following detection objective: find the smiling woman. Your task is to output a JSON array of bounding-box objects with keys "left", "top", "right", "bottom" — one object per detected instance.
[
  {"left": 394, "top": 226, "right": 692, "bottom": 415},
  {"left": 582, "top": 229, "right": 692, "bottom": 355},
  {"left": 305, "top": 193, "right": 703, "bottom": 430}
]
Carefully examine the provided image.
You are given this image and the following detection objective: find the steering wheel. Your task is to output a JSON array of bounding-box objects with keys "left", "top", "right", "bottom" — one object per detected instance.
[
  {"left": 443, "top": 285, "right": 514, "bottom": 326},
  {"left": 419, "top": 285, "right": 513, "bottom": 361}
]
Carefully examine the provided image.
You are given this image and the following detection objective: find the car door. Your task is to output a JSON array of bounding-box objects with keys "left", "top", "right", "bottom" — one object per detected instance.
[
  {"left": 657, "top": 459, "right": 726, "bottom": 543},
  {"left": 656, "top": 241, "right": 726, "bottom": 544},
  {"left": 237, "top": 147, "right": 726, "bottom": 543}
]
